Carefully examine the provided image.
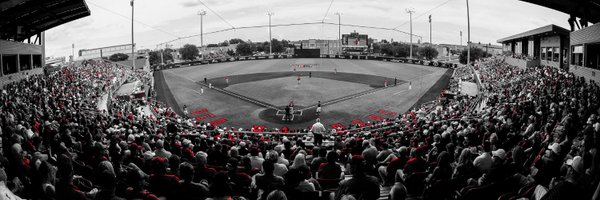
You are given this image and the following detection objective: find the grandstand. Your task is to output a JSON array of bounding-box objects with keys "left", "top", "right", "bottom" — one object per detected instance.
[
  {"left": 0, "top": 0, "right": 599, "bottom": 200},
  {"left": 0, "top": 0, "right": 90, "bottom": 86}
]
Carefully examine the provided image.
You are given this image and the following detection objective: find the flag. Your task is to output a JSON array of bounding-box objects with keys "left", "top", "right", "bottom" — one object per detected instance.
[{"left": 429, "top": 15, "right": 431, "bottom": 23}]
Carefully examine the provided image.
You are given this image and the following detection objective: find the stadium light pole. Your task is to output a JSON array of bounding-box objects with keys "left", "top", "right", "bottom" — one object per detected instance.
[
  {"left": 466, "top": 0, "right": 471, "bottom": 67},
  {"left": 460, "top": 31, "right": 463, "bottom": 46},
  {"left": 406, "top": 8, "right": 415, "bottom": 59},
  {"left": 334, "top": 12, "right": 342, "bottom": 56},
  {"left": 130, "top": 0, "right": 135, "bottom": 70},
  {"left": 429, "top": 15, "right": 432, "bottom": 44},
  {"left": 198, "top": 10, "right": 206, "bottom": 58},
  {"left": 158, "top": 44, "right": 164, "bottom": 65},
  {"left": 267, "top": 11, "right": 274, "bottom": 55}
]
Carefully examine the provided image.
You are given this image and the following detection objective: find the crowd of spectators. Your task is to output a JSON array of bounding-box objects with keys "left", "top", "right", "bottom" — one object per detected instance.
[{"left": 0, "top": 57, "right": 599, "bottom": 200}]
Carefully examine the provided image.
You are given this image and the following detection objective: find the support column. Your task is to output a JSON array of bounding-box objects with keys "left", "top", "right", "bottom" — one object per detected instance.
[
  {"left": 583, "top": 44, "right": 587, "bottom": 68},
  {"left": 30, "top": 54, "right": 34, "bottom": 69},
  {"left": 41, "top": 32, "right": 46, "bottom": 67},
  {"left": 0, "top": 54, "right": 3, "bottom": 76},
  {"left": 16, "top": 54, "right": 20, "bottom": 73}
]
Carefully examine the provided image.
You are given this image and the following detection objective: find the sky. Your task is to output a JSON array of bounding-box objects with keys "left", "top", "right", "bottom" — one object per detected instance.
[{"left": 44, "top": 0, "right": 572, "bottom": 58}]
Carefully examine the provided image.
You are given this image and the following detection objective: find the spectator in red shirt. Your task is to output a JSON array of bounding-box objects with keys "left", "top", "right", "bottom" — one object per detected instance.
[
  {"left": 148, "top": 157, "right": 180, "bottom": 199},
  {"left": 403, "top": 147, "right": 426, "bottom": 176},
  {"left": 310, "top": 147, "right": 327, "bottom": 174},
  {"left": 317, "top": 151, "right": 343, "bottom": 179},
  {"left": 379, "top": 146, "right": 409, "bottom": 186},
  {"left": 124, "top": 167, "right": 159, "bottom": 200}
]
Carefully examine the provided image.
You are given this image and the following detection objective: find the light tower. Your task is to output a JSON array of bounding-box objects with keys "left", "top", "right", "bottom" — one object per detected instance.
[
  {"left": 429, "top": 15, "right": 432, "bottom": 44},
  {"left": 130, "top": 0, "right": 135, "bottom": 70},
  {"left": 466, "top": 0, "right": 471, "bottom": 67},
  {"left": 406, "top": 8, "right": 415, "bottom": 59},
  {"left": 460, "top": 31, "right": 463, "bottom": 46},
  {"left": 198, "top": 10, "right": 206, "bottom": 57},
  {"left": 334, "top": 12, "right": 342, "bottom": 55},
  {"left": 267, "top": 11, "right": 274, "bottom": 55}
]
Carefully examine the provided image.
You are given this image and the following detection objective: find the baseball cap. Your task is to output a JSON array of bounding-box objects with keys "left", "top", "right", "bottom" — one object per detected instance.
[
  {"left": 492, "top": 149, "right": 506, "bottom": 160},
  {"left": 566, "top": 156, "right": 584, "bottom": 173},
  {"left": 548, "top": 143, "right": 561, "bottom": 154}
]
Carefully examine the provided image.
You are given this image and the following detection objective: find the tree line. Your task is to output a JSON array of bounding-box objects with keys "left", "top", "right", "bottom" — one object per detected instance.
[
  {"left": 374, "top": 41, "right": 439, "bottom": 61},
  {"left": 145, "top": 37, "right": 490, "bottom": 65}
]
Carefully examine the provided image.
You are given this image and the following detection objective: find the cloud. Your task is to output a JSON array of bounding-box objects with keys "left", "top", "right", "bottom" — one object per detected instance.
[
  {"left": 44, "top": 0, "right": 572, "bottom": 58},
  {"left": 181, "top": 0, "right": 200, "bottom": 7}
]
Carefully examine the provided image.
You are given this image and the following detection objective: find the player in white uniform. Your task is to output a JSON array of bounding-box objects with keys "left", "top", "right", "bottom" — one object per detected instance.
[{"left": 316, "top": 101, "right": 322, "bottom": 115}]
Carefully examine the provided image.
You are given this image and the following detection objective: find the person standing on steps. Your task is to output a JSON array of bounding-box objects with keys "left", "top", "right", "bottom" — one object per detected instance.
[{"left": 310, "top": 118, "right": 326, "bottom": 146}]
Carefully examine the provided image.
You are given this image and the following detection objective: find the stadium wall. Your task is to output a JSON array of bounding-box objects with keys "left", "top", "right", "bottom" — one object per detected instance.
[
  {"left": 569, "top": 65, "right": 600, "bottom": 83},
  {"left": 504, "top": 57, "right": 538, "bottom": 70},
  {"left": 294, "top": 49, "right": 320, "bottom": 58},
  {"left": 0, "top": 39, "right": 44, "bottom": 76},
  {"left": 569, "top": 23, "right": 600, "bottom": 77}
]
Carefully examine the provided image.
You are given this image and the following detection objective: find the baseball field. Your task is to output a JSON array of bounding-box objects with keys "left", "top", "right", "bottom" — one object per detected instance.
[{"left": 154, "top": 58, "right": 452, "bottom": 129}]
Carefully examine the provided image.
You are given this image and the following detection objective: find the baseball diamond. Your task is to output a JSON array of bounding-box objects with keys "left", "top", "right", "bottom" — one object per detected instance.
[{"left": 155, "top": 58, "right": 451, "bottom": 129}]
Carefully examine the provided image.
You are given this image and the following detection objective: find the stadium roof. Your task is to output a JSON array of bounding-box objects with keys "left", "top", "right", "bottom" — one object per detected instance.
[
  {"left": 497, "top": 24, "right": 570, "bottom": 43},
  {"left": 520, "top": 0, "right": 600, "bottom": 24},
  {"left": 0, "top": 0, "right": 91, "bottom": 42}
]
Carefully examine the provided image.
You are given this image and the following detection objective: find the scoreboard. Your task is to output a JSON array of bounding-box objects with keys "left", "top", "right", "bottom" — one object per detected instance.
[{"left": 342, "top": 31, "right": 369, "bottom": 47}]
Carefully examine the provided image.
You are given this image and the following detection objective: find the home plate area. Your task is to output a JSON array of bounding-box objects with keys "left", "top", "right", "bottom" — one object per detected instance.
[{"left": 275, "top": 109, "right": 303, "bottom": 121}]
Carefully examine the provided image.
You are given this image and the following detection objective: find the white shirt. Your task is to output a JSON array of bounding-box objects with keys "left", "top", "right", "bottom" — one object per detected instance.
[
  {"left": 250, "top": 156, "right": 265, "bottom": 169},
  {"left": 473, "top": 152, "right": 493, "bottom": 172},
  {"left": 310, "top": 122, "right": 326, "bottom": 134}
]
